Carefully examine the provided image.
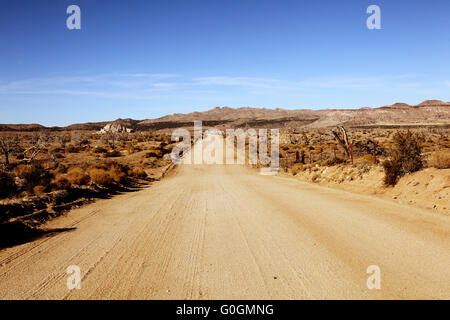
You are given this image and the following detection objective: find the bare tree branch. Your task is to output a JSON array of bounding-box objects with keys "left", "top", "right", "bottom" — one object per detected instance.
[
  {"left": 0, "top": 134, "right": 19, "bottom": 165},
  {"left": 331, "top": 126, "right": 350, "bottom": 158},
  {"left": 23, "top": 132, "right": 48, "bottom": 163}
]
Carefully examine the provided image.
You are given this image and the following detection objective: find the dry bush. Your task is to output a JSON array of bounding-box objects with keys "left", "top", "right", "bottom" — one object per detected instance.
[
  {"left": 52, "top": 174, "right": 72, "bottom": 191},
  {"left": 104, "top": 150, "right": 121, "bottom": 158},
  {"left": 383, "top": 160, "right": 401, "bottom": 186},
  {"left": 108, "top": 164, "right": 128, "bottom": 184},
  {"left": 67, "top": 167, "right": 90, "bottom": 186},
  {"left": 0, "top": 168, "right": 16, "bottom": 198},
  {"left": 93, "top": 146, "right": 108, "bottom": 154},
  {"left": 291, "top": 163, "right": 304, "bottom": 176},
  {"left": 86, "top": 162, "right": 129, "bottom": 186},
  {"left": 65, "top": 144, "right": 79, "bottom": 153},
  {"left": 146, "top": 149, "right": 162, "bottom": 158},
  {"left": 326, "top": 157, "right": 346, "bottom": 166},
  {"left": 33, "top": 185, "right": 47, "bottom": 195},
  {"left": 88, "top": 168, "right": 113, "bottom": 187},
  {"left": 428, "top": 150, "right": 450, "bottom": 169},
  {"left": 127, "top": 144, "right": 141, "bottom": 154},
  {"left": 129, "top": 167, "right": 147, "bottom": 178},
  {"left": 14, "top": 163, "right": 53, "bottom": 192},
  {"left": 0, "top": 134, "right": 20, "bottom": 165},
  {"left": 49, "top": 145, "right": 64, "bottom": 153},
  {"left": 358, "top": 154, "right": 376, "bottom": 165},
  {"left": 382, "top": 131, "right": 423, "bottom": 186}
]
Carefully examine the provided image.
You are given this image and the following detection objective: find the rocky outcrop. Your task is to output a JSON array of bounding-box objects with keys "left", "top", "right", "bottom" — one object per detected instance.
[{"left": 98, "top": 121, "right": 134, "bottom": 134}]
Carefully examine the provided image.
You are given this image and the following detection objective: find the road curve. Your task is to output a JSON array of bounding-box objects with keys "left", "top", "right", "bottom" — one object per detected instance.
[{"left": 0, "top": 161, "right": 449, "bottom": 299}]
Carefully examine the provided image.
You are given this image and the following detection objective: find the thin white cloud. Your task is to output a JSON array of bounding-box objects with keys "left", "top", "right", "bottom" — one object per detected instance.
[
  {"left": 294, "top": 77, "right": 383, "bottom": 88},
  {"left": 120, "top": 73, "right": 179, "bottom": 79},
  {"left": 0, "top": 73, "right": 432, "bottom": 99},
  {"left": 0, "top": 73, "right": 181, "bottom": 97},
  {"left": 193, "top": 75, "right": 422, "bottom": 90},
  {"left": 193, "top": 76, "right": 281, "bottom": 89},
  {"left": 152, "top": 82, "right": 177, "bottom": 88}
]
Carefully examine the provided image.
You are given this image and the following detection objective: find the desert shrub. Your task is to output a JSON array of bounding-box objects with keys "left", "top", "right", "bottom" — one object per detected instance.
[
  {"left": 48, "top": 147, "right": 63, "bottom": 157},
  {"left": 33, "top": 185, "right": 47, "bottom": 195},
  {"left": 326, "top": 157, "right": 346, "bottom": 166},
  {"left": 52, "top": 175, "right": 72, "bottom": 191},
  {"left": 428, "top": 150, "right": 450, "bottom": 169},
  {"left": 146, "top": 149, "right": 162, "bottom": 158},
  {"left": 129, "top": 167, "right": 147, "bottom": 178},
  {"left": 65, "top": 144, "right": 79, "bottom": 153},
  {"left": 382, "top": 159, "right": 401, "bottom": 186},
  {"left": 127, "top": 144, "right": 141, "bottom": 154},
  {"left": 382, "top": 131, "right": 423, "bottom": 185},
  {"left": 291, "top": 163, "right": 304, "bottom": 176},
  {"left": 104, "top": 150, "right": 121, "bottom": 158},
  {"left": 0, "top": 169, "right": 16, "bottom": 198},
  {"left": 93, "top": 146, "right": 108, "bottom": 154},
  {"left": 14, "top": 163, "right": 53, "bottom": 192},
  {"left": 359, "top": 154, "right": 376, "bottom": 165},
  {"left": 108, "top": 164, "right": 128, "bottom": 184},
  {"left": 88, "top": 168, "right": 113, "bottom": 187},
  {"left": 67, "top": 167, "right": 90, "bottom": 185}
]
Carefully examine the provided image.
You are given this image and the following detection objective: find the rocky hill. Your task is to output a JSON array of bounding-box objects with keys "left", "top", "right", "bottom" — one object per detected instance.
[{"left": 1, "top": 100, "right": 449, "bottom": 132}]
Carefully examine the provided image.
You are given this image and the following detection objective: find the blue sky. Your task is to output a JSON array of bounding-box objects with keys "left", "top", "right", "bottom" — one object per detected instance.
[{"left": 0, "top": 0, "right": 449, "bottom": 126}]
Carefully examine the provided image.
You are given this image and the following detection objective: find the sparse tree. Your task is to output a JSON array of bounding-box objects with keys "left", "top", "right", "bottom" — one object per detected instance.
[
  {"left": 0, "top": 134, "right": 19, "bottom": 165},
  {"left": 23, "top": 132, "right": 49, "bottom": 163},
  {"left": 332, "top": 126, "right": 351, "bottom": 158}
]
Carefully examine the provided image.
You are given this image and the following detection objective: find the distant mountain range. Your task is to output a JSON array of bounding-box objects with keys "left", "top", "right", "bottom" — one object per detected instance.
[{"left": 1, "top": 100, "right": 449, "bottom": 132}]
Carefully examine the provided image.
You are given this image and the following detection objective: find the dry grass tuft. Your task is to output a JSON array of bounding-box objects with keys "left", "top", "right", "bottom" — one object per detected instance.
[
  {"left": 52, "top": 174, "right": 72, "bottom": 191},
  {"left": 291, "top": 163, "right": 304, "bottom": 176},
  {"left": 428, "top": 150, "right": 450, "bottom": 169},
  {"left": 129, "top": 167, "right": 147, "bottom": 178},
  {"left": 87, "top": 168, "right": 113, "bottom": 187},
  {"left": 67, "top": 167, "right": 90, "bottom": 185}
]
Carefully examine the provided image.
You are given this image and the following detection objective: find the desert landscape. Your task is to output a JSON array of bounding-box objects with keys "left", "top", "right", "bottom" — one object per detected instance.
[{"left": 0, "top": 99, "right": 449, "bottom": 299}]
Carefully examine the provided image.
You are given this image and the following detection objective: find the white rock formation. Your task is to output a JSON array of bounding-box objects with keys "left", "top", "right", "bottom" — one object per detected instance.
[{"left": 98, "top": 122, "right": 133, "bottom": 134}]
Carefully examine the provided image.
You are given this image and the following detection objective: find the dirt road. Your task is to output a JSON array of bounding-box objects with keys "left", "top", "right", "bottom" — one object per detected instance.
[{"left": 1, "top": 159, "right": 449, "bottom": 299}]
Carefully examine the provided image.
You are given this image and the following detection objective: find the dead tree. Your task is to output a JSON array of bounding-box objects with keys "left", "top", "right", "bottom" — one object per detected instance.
[
  {"left": 331, "top": 126, "right": 350, "bottom": 158},
  {"left": 0, "top": 134, "right": 19, "bottom": 165},
  {"left": 23, "top": 132, "right": 48, "bottom": 163}
]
